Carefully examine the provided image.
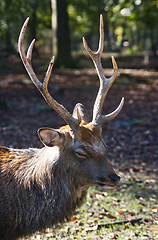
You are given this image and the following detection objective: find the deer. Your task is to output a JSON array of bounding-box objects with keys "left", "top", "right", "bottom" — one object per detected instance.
[{"left": 0, "top": 15, "right": 124, "bottom": 240}]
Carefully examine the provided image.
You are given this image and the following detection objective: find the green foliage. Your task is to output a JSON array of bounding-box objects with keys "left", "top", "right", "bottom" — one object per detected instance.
[
  {"left": 67, "top": 0, "right": 158, "bottom": 53},
  {"left": 1, "top": 0, "right": 158, "bottom": 57},
  {"left": 0, "top": 0, "right": 51, "bottom": 50}
]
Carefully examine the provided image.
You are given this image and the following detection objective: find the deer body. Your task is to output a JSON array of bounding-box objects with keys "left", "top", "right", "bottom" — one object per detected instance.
[
  {"left": 0, "top": 15, "right": 124, "bottom": 239},
  {"left": 0, "top": 124, "right": 117, "bottom": 240}
]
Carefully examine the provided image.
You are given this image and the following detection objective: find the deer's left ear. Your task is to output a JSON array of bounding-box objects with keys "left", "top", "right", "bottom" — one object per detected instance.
[{"left": 38, "top": 127, "right": 63, "bottom": 147}]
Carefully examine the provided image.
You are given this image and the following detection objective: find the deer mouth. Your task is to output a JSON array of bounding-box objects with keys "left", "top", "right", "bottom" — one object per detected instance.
[
  {"left": 97, "top": 182, "right": 117, "bottom": 189},
  {"left": 96, "top": 175, "right": 120, "bottom": 188}
]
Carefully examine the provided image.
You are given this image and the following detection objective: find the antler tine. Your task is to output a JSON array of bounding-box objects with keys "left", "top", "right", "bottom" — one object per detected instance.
[
  {"left": 83, "top": 14, "right": 124, "bottom": 127},
  {"left": 18, "top": 18, "right": 78, "bottom": 130},
  {"left": 97, "top": 97, "right": 124, "bottom": 125},
  {"left": 83, "top": 14, "right": 104, "bottom": 60}
]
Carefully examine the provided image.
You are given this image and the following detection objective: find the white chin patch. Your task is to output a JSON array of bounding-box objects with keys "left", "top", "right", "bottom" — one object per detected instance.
[{"left": 100, "top": 185, "right": 115, "bottom": 189}]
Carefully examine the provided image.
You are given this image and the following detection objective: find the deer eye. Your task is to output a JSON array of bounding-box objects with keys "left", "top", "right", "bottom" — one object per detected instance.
[{"left": 75, "top": 149, "right": 88, "bottom": 159}]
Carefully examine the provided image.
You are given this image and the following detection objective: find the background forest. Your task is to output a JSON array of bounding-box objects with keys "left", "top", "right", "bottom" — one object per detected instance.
[{"left": 1, "top": 0, "right": 158, "bottom": 67}]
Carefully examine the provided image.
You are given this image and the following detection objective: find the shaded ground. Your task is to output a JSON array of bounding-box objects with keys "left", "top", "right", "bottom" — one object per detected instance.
[{"left": 0, "top": 53, "right": 158, "bottom": 239}]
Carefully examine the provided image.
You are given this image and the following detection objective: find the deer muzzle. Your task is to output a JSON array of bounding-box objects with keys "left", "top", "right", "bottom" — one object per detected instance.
[{"left": 96, "top": 173, "right": 120, "bottom": 188}]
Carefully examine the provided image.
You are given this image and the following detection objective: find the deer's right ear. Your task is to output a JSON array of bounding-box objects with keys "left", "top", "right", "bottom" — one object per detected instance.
[{"left": 38, "top": 127, "right": 63, "bottom": 147}]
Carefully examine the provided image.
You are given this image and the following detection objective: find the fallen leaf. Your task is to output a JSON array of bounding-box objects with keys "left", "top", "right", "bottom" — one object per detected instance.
[
  {"left": 128, "top": 211, "right": 135, "bottom": 216},
  {"left": 99, "top": 212, "right": 108, "bottom": 216},
  {"left": 151, "top": 206, "right": 158, "bottom": 212},
  {"left": 141, "top": 202, "right": 146, "bottom": 206},
  {"left": 151, "top": 206, "right": 158, "bottom": 209},
  {"left": 118, "top": 210, "right": 124, "bottom": 215},
  {"left": 111, "top": 203, "right": 117, "bottom": 207},
  {"left": 71, "top": 217, "right": 78, "bottom": 222},
  {"left": 125, "top": 222, "right": 131, "bottom": 227},
  {"left": 131, "top": 166, "right": 140, "bottom": 172},
  {"left": 106, "top": 213, "right": 117, "bottom": 220}
]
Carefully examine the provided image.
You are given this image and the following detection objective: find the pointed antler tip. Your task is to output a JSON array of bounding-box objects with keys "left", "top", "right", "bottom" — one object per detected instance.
[
  {"left": 24, "top": 17, "right": 30, "bottom": 25},
  {"left": 26, "top": 39, "right": 36, "bottom": 60},
  {"left": 82, "top": 37, "right": 88, "bottom": 49},
  {"left": 31, "top": 39, "right": 36, "bottom": 46},
  {"left": 112, "top": 56, "right": 118, "bottom": 69},
  {"left": 120, "top": 97, "right": 125, "bottom": 108},
  {"left": 18, "top": 17, "right": 30, "bottom": 46},
  {"left": 100, "top": 14, "right": 104, "bottom": 28},
  {"left": 120, "top": 97, "right": 125, "bottom": 109},
  {"left": 51, "top": 56, "right": 55, "bottom": 63}
]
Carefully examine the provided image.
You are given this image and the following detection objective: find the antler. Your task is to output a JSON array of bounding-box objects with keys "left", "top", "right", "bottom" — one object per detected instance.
[
  {"left": 83, "top": 14, "right": 124, "bottom": 127},
  {"left": 18, "top": 18, "right": 78, "bottom": 130}
]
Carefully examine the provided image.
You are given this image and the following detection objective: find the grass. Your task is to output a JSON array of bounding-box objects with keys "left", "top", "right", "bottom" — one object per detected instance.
[{"left": 26, "top": 161, "right": 158, "bottom": 240}]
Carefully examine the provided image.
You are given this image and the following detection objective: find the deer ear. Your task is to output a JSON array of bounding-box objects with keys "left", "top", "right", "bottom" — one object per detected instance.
[
  {"left": 72, "top": 103, "right": 89, "bottom": 125},
  {"left": 38, "top": 127, "right": 63, "bottom": 147}
]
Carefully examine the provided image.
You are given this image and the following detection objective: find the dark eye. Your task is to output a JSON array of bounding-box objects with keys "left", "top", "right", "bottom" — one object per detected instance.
[{"left": 75, "top": 149, "right": 88, "bottom": 159}]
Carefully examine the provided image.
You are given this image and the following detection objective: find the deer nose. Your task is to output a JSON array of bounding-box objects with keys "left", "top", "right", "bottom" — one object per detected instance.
[{"left": 109, "top": 174, "right": 120, "bottom": 184}]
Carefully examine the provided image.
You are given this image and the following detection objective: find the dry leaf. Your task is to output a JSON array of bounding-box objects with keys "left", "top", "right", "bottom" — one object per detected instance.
[
  {"left": 118, "top": 210, "right": 124, "bottom": 215},
  {"left": 106, "top": 213, "right": 117, "bottom": 220},
  {"left": 128, "top": 211, "right": 135, "bottom": 216},
  {"left": 151, "top": 206, "right": 158, "bottom": 209},
  {"left": 132, "top": 166, "right": 140, "bottom": 172},
  {"left": 125, "top": 222, "right": 131, "bottom": 227},
  {"left": 71, "top": 217, "right": 78, "bottom": 222},
  {"left": 111, "top": 203, "right": 117, "bottom": 207},
  {"left": 141, "top": 202, "right": 146, "bottom": 206},
  {"left": 99, "top": 212, "right": 108, "bottom": 216},
  {"left": 151, "top": 206, "right": 158, "bottom": 212}
]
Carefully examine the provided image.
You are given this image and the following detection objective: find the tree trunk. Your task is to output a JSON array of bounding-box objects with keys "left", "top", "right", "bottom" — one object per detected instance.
[
  {"left": 5, "top": 26, "right": 14, "bottom": 52},
  {"left": 150, "top": 27, "right": 157, "bottom": 57},
  {"left": 28, "top": 1, "right": 38, "bottom": 53},
  {"left": 103, "top": 12, "right": 112, "bottom": 52},
  {"left": 55, "top": 0, "right": 74, "bottom": 68},
  {"left": 4, "top": 0, "right": 14, "bottom": 52}
]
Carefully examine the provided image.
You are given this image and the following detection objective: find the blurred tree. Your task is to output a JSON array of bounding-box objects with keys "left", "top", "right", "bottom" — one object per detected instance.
[
  {"left": 4, "top": 0, "right": 14, "bottom": 51},
  {"left": 68, "top": 0, "right": 119, "bottom": 51},
  {"left": 118, "top": 0, "right": 158, "bottom": 54},
  {"left": 52, "top": 0, "right": 74, "bottom": 68},
  {"left": 0, "top": 0, "right": 51, "bottom": 52},
  {"left": 132, "top": 0, "right": 158, "bottom": 55},
  {"left": 0, "top": 0, "right": 20, "bottom": 51},
  {"left": 1, "top": 0, "right": 158, "bottom": 59},
  {"left": 68, "top": 0, "right": 103, "bottom": 50}
]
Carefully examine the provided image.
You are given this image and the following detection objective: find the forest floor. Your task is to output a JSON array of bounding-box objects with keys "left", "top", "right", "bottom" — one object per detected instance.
[{"left": 0, "top": 52, "right": 158, "bottom": 239}]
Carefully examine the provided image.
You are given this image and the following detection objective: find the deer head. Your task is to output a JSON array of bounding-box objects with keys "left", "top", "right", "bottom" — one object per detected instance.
[{"left": 18, "top": 15, "right": 124, "bottom": 189}]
